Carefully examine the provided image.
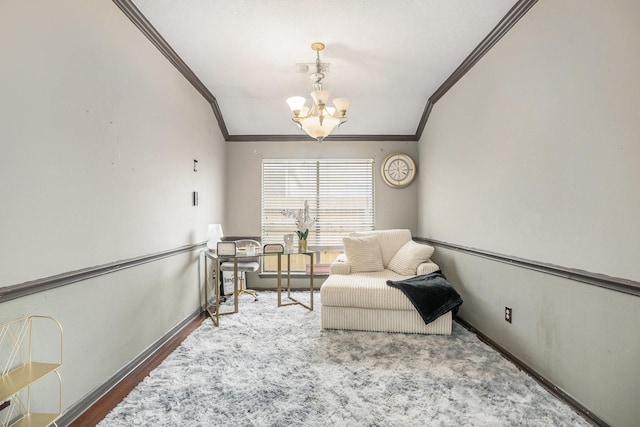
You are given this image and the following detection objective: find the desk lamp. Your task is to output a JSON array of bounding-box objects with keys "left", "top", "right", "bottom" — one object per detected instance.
[{"left": 207, "top": 224, "right": 224, "bottom": 251}]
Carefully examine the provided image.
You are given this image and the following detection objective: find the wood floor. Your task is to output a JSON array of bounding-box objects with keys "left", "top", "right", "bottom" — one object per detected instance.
[{"left": 70, "top": 313, "right": 207, "bottom": 426}]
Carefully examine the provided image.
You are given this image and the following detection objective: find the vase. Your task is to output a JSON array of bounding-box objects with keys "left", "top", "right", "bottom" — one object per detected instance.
[{"left": 298, "top": 239, "right": 307, "bottom": 253}]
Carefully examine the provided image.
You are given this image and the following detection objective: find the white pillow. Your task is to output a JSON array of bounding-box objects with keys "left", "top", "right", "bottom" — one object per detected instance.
[
  {"left": 343, "top": 235, "right": 384, "bottom": 273},
  {"left": 387, "top": 240, "right": 435, "bottom": 276}
]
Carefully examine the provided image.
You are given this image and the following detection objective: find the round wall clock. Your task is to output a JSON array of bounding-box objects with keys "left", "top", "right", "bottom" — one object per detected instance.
[{"left": 381, "top": 152, "right": 416, "bottom": 188}]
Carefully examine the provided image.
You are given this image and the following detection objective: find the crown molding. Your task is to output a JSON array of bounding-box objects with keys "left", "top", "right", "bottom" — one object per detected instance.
[
  {"left": 113, "top": 0, "right": 230, "bottom": 139},
  {"left": 414, "top": 100, "right": 435, "bottom": 142},
  {"left": 416, "top": 0, "right": 538, "bottom": 140},
  {"left": 115, "top": 0, "right": 537, "bottom": 143},
  {"left": 225, "top": 134, "right": 418, "bottom": 143},
  {"left": 427, "top": 0, "right": 537, "bottom": 104}
]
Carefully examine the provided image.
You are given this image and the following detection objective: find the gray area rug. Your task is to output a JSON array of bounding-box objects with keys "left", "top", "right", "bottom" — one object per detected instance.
[{"left": 99, "top": 291, "right": 589, "bottom": 426}]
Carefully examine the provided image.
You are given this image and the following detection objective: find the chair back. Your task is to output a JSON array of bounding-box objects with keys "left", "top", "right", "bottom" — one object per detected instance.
[{"left": 234, "top": 239, "right": 261, "bottom": 263}]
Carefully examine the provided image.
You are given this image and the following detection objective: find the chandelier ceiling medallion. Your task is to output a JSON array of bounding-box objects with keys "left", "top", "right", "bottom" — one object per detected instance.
[{"left": 287, "top": 42, "right": 350, "bottom": 142}]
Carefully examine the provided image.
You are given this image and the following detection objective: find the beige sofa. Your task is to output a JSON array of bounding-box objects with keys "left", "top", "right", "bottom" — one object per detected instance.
[{"left": 320, "top": 229, "right": 453, "bottom": 335}]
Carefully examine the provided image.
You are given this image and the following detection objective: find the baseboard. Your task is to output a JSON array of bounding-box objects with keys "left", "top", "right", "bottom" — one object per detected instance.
[
  {"left": 57, "top": 309, "right": 204, "bottom": 426},
  {"left": 454, "top": 317, "right": 607, "bottom": 427}
]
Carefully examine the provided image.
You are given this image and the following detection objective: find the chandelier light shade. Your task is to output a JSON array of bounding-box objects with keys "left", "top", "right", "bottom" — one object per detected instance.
[{"left": 287, "top": 42, "right": 350, "bottom": 142}]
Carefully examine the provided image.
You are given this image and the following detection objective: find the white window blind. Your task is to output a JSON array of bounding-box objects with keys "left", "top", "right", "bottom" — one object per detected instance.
[{"left": 262, "top": 159, "right": 374, "bottom": 249}]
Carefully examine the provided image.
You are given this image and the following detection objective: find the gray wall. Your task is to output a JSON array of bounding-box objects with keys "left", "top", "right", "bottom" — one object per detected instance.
[
  {"left": 224, "top": 141, "right": 420, "bottom": 237},
  {"left": 4, "top": 1, "right": 637, "bottom": 425},
  {"left": 0, "top": 1, "right": 225, "bottom": 416},
  {"left": 224, "top": 141, "right": 420, "bottom": 289},
  {"left": 418, "top": 2, "right": 640, "bottom": 426}
]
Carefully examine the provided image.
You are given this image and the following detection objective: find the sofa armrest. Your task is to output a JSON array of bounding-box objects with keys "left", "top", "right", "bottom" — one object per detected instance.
[
  {"left": 417, "top": 260, "right": 440, "bottom": 275},
  {"left": 330, "top": 253, "right": 351, "bottom": 275}
]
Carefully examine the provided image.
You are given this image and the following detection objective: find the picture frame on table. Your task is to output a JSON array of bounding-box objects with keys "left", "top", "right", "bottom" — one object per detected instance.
[
  {"left": 263, "top": 243, "right": 284, "bottom": 254},
  {"left": 217, "top": 241, "right": 237, "bottom": 256}
]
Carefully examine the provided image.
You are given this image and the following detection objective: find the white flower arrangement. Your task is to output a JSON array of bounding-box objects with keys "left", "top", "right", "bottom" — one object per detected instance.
[{"left": 282, "top": 200, "right": 317, "bottom": 240}]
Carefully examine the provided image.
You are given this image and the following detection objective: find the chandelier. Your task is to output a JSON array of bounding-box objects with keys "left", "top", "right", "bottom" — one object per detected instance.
[{"left": 286, "top": 42, "right": 350, "bottom": 142}]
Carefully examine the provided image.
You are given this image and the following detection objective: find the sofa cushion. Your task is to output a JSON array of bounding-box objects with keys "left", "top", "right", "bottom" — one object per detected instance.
[
  {"left": 349, "top": 229, "right": 412, "bottom": 268},
  {"left": 417, "top": 260, "right": 440, "bottom": 276},
  {"left": 321, "top": 269, "right": 416, "bottom": 310},
  {"left": 388, "top": 240, "right": 435, "bottom": 276},
  {"left": 343, "top": 235, "right": 384, "bottom": 272},
  {"left": 329, "top": 253, "right": 351, "bottom": 275}
]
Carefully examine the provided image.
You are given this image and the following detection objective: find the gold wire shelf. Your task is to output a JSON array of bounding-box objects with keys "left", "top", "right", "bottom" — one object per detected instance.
[{"left": 0, "top": 316, "right": 63, "bottom": 427}]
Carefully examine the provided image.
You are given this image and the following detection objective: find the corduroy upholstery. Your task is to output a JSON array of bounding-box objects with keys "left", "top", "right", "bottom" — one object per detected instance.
[{"left": 320, "top": 229, "right": 451, "bottom": 335}]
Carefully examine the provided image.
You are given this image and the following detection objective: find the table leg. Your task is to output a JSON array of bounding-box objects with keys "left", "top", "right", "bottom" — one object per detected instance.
[
  {"left": 233, "top": 259, "right": 239, "bottom": 314},
  {"left": 287, "top": 253, "right": 291, "bottom": 298},
  {"left": 309, "top": 253, "right": 314, "bottom": 311},
  {"left": 276, "top": 253, "right": 282, "bottom": 306},
  {"left": 277, "top": 252, "right": 314, "bottom": 311},
  {"left": 203, "top": 254, "right": 220, "bottom": 326}
]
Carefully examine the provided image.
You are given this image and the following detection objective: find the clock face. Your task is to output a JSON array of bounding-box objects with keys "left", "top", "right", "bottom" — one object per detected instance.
[{"left": 381, "top": 153, "right": 416, "bottom": 188}]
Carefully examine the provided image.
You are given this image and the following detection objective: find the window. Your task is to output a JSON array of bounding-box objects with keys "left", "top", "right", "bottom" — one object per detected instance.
[{"left": 262, "top": 159, "right": 374, "bottom": 272}]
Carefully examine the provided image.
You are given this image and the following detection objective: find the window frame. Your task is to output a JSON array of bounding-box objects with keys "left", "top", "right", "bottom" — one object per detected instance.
[{"left": 261, "top": 158, "right": 375, "bottom": 272}]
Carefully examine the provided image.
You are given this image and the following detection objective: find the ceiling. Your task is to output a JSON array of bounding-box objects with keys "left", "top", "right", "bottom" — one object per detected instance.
[{"left": 124, "top": 0, "right": 523, "bottom": 141}]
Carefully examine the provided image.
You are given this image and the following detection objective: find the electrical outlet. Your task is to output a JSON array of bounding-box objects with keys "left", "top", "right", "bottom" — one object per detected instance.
[{"left": 505, "top": 306, "right": 512, "bottom": 323}]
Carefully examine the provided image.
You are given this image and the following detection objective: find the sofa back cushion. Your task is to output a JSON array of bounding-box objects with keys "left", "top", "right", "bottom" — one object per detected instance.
[
  {"left": 349, "top": 229, "right": 412, "bottom": 268},
  {"left": 343, "top": 235, "right": 384, "bottom": 272},
  {"left": 387, "top": 240, "right": 435, "bottom": 276}
]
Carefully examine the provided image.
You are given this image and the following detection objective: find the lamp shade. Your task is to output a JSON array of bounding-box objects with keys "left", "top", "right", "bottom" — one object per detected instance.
[
  {"left": 333, "top": 97, "right": 350, "bottom": 115},
  {"left": 300, "top": 115, "right": 340, "bottom": 141},
  {"left": 207, "top": 224, "right": 223, "bottom": 250},
  {"left": 286, "top": 96, "right": 306, "bottom": 113},
  {"left": 310, "top": 89, "right": 330, "bottom": 106}
]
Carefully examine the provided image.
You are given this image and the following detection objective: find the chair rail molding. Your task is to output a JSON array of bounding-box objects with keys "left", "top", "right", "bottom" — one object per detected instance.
[
  {"left": 0, "top": 242, "right": 206, "bottom": 303},
  {"left": 416, "top": 237, "right": 640, "bottom": 297}
]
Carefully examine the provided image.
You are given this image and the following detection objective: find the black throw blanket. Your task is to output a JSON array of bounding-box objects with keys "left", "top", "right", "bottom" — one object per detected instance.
[{"left": 386, "top": 271, "right": 463, "bottom": 325}]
